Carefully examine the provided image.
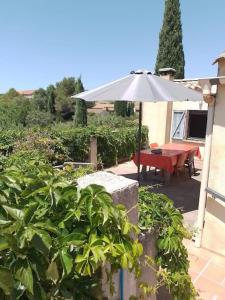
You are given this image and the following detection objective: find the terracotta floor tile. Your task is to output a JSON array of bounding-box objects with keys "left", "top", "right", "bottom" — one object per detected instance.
[
  {"left": 212, "top": 254, "right": 225, "bottom": 270},
  {"left": 184, "top": 239, "right": 212, "bottom": 257},
  {"left": 195, "top": 275, "right": 225, "bottom": 299},
  {"left": 189, "top": 269, "right": 199, "bottom": 282},
  {"left": 202, "top": 262, "right": 225, "bottom": 285},
  {"left": 188, "top": 245, "right": 214, "bottom": 262},
  {"left": 189, "top": 255, "right": 210, "bottom": 274}
]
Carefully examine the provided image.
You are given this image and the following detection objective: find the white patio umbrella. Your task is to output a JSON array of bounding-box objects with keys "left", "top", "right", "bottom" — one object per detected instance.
[{"left": 72, "top": 70, "right": 203, "bottom": 182}]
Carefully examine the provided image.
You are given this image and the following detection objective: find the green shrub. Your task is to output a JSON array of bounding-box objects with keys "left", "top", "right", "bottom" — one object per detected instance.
[
  {"left": 0, "top": 162, "right": 143, "bottom": 299},
  {"left": 0, "top": 129, "right": 25, "bottom": 156},
  {"left": 53, "top": 124, "right": 148, "bottom": 167},
  {"left": 73, "top": 99, "right": 87, "bottom": 126},
  {"left": 138, "top": 187, "right": 197, "bottom": 299},
  {"left": 114, "top": 101, "right": 128, "bottom": 117},
  {"left": 0, "top": 120, "right": 148, "bottom": 168},
  {"left": 26, "top": 110, "right": 53, "bottom": 127},
  {"left": 0, "top": 96, "right": 31, "bottom": 128},
  {"left": 11, "top": 131, "right": 69, "bottom": 166},
  {"left": 52, "top": 125, "right": 91, "bottom": 163},
  {"left": 87, "top": 113, "right": 137, "bottom": 127},
  {"left": 5, "top": 149, "right": 49, "bottom": 171}
]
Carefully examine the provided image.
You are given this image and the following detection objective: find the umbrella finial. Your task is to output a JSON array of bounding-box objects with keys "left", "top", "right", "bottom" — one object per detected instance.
[{"left": 130, "top": 70, "right": 152, "bottom": 75}]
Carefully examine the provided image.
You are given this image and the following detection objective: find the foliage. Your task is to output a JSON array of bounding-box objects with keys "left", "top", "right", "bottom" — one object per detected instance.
[
  {"left": 114, "top": 101, "right": 135, "bottom": 117},
  {"left": 4, "top": 88, "right": 19, "bottom": 98},
  {"left": 25, "top": 110, "right": 53, "bottom": 127},
  {"left": 127, "top": 102, "right": 135, "bottom": 117},
  {"left": 0, "top": 77, "right": 87, "bottom": 126},
  {"left": 55, "top": 77, "right": 77, "bottom": 120},
  {"left": 155, "top": 0, "right": 185, "bottom": 79},
  {"left": 52, "top": 123, "right": 148, "bottom": 167},
  {"left": 55, "top": 94, "right": 74, "bottom": 120},
  {"left": 114, "top": 101, "right": 128, "bottom": 117},
  {"left": 138, "top": 187, "right": 197, "bottom": 299},
  {"left": 0, "top": 130, "right": 25, "bottom": 157},
  {"left": 9, "top": 131, "right": 69, "bottom": 166},
  {"left": 86, "top": 101, "right": 95, "bottom": 109},
  {"left": 0, "top": 163, "right": 143, "bottom": 299},
  {"left": 73, "top": 78, "right": 87, "bottom": 127},
  {"left": 0, "top": 117, "right": 148, "bottom": 168},
  {"left": 0, "top": 96, "right": 31, "bottom": 128},
  {"left": 62, "top": 165, "right": 94, "bottom": 182},
  {"left": 46, "top": 85, "right": 56, "bottom": 114},
  {"left": 55, "top": 77, "right": 77, "bottom": 97},
  {"left": 33, "top": 89, "right": 49, "bottom": 112},
  {"left": 74, "top": 99, "right": 87, "bottom": 126},
  {"left": 88, "top": 113, "right": 137, "bottom": 127}
]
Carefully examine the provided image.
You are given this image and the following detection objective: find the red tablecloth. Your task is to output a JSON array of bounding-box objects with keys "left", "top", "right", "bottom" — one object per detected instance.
[
  {"left": 133, "top": 143, "right": 201, "bottom": 174},
  {"left": 161, "top": 143, "right": 201, "bottom": 159}
]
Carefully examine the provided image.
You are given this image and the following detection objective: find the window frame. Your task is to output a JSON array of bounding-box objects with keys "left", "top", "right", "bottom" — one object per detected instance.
[
  {"left": 186, "top": 110, "right": 208, "bottom": 141},
  {"left": 171, "top": 110, "right": 187, "bottom": 140},
  {"left": 171, "top": 109, "right": 207, "bottom": 142}
]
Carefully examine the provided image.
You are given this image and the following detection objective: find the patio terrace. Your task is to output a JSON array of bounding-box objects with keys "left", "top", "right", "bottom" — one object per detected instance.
[{"left": 107, "top": 158, "right": 225, "bottom": 299}]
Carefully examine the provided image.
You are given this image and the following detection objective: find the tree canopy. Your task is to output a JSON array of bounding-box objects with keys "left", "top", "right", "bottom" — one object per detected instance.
[
  {"left": 73, "top": 78, "right": 87, "bottom": 126},
  {"left": 55, "top": 77, "right": 77, "bottom": 120},
  {"left": 155, "top": 0, "right": 185, "bottom": 79}
]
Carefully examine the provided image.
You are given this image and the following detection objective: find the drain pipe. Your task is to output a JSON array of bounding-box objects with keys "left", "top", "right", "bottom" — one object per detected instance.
[
  {"left": 119, "top": 269, "right": 124, "bottom": 300},
  {"left": 195, "top": 81, "right": 216, "bottom": 248}
]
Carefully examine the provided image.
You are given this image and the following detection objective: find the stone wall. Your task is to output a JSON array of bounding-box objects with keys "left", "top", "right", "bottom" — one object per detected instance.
[{"left": 77, "top": 171, "right": 157, "bottom": 299}]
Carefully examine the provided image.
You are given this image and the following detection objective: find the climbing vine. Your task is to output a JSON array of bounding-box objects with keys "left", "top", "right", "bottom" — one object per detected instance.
[{"left": 138, "top": 187, "right": 198, "bottom": 299}]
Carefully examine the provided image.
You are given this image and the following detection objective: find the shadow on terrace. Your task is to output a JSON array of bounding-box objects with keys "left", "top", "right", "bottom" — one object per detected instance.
[{"left": 107, "top": 158, "right": 202, "bottom": 217}]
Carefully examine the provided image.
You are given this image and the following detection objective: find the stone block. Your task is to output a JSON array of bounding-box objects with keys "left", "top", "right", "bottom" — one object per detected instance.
[
  {"left": 77, "top": 171, "right": 138, "bottom": 225},
  {"left": 78, "top": 171, "right": 138, "bottom": 299}
]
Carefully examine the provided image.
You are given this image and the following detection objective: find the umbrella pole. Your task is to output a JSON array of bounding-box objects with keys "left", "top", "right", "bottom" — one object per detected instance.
[{"left": 137, "top": 102, "right": 142, "bottom": 183}]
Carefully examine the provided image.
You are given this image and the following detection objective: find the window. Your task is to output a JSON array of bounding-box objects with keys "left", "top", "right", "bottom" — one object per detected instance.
[
  {"left": 171, "top": 110, "right": 207, "bottom": 140},
  {"left": 171, "top": 111, "right": 186, "bottom": 139},
  {"left": 187, "top": 110, "right": 207, "bottom": 140}
]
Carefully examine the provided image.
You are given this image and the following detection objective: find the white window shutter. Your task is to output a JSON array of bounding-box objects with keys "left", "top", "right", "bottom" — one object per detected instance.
[{"left": 172, "top": 111, "right": 186, "bottom": 139}]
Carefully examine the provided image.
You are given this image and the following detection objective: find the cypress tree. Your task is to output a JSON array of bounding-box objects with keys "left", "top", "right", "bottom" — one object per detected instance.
[
  {"left": 114, "top": 101, "right": 128, "bottom": 117},
  {"left": 127, "top": 102, "right": 135, "bottom": 117},
  {"left": 155, "top": 0, "right": 185, "bottom": 79},
  {"left": 46, "top": 84, "right": 56, "bottom": 114},
  {"left": 74, "top": 78, "right": 87, "bottom": 126}
]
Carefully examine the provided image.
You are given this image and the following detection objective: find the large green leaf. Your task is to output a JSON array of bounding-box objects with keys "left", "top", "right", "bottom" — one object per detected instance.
[
  {"left": 60, "top": 232, "right": 86, "bottom": 246},
  {"left": 0, "top": 219, "right": 12, "bottom": 226},
  {"left": 2, "top": 205, "right": 24, "bottom": 221},
  {"left": 86, "top": 195, "right": 93, "bottom": 223},
  {"left": 0, "top": 236, "right": 9, "bottom": 251},
  {"left": 60, "top": 248, "right": 73, "bottom": 278},
  {"left": 14, "top": 260, "right": 34, "bottom": 295},
  {"left": 46, "top": 261, "right": 59, "bottom": 283},
  {"left": 32, "top": 228, "right": 52, "bottom": 250},
  {"left": 33, "top": 222, "right": 59, "bottom": 235},
  {"left": 0, "top": 266, "right": 14, "bottom": 295},
  {"left": 24, "top": 202, "right": 39, "bottom": 224},
  {"left": 32, "top": 282, "right": 47, "bottom": 300},
  {"left": 31, "top": 234, "right": 49, "bottom": 256}
]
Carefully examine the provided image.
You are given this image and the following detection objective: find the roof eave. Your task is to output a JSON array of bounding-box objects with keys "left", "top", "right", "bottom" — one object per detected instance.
[{"left": 213, "top": 51, "right": 225, "bottom": 65}]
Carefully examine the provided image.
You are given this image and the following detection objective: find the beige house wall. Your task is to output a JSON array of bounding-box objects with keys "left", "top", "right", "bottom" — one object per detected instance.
[
  {"left": 142, "top": 93, "right": 206, "bottom": 159},
  {"left": 202, "top": 58, "right": 225, "bottom": 255},
  {"left": 202, "top": 197, "right": 225, "bottom": 256},
  {"left": 173, "top": 100, "right": 208, "bottom": 111},
  {"left": 142, "top": 102, "right": 172, "bottom": 145}
]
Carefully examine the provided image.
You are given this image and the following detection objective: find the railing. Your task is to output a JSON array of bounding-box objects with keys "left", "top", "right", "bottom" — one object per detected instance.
[{"left": 206, "top": 187, "right": 225, "bottom": 203}]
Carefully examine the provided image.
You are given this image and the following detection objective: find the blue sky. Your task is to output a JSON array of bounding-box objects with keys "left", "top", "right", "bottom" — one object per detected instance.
[{"left": 0, "top": 0, "right": 224, "bottom": 92}]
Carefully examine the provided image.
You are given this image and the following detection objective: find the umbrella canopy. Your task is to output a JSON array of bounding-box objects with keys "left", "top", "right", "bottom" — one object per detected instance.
[
  {"left": 72, "top": 70, "right": 203, "bottom": 102},
  {"left": 72, "top": 70, "right": 203, "bottom": 183}
]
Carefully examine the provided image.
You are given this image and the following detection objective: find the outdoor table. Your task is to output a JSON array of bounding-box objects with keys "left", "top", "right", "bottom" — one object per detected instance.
[
  {"left": 132, "top": 142, "right": 201, "bottom": 182},
  {"left": 161, "top": 143, "right": 201, "bottom": 159}
]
